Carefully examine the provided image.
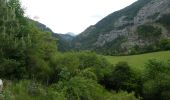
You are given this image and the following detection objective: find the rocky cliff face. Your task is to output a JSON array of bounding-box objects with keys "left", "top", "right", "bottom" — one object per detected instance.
[
  {"left": 134, "top": 0, "right": 170, "bottom": 25},
  {"left": 72, "top": 0, "right": 170, "bottom": 54}
]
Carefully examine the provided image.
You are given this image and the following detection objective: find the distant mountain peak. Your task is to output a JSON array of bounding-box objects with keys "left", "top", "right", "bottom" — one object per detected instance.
[{"left": 65, "top": 32, "right": 76, "bottom": 36}]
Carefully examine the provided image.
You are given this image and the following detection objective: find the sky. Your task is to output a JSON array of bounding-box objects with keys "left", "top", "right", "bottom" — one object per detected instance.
[{"left": 20, "top": 0, "right": 137, "bottom": 34}]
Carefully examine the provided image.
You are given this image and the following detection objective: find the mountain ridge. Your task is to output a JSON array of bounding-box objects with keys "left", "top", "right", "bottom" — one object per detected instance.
[
  {"left": 31, "top": 0, "right": 170, "bottom": 55},
  {"left": 72, "top": 0, "right": 170, "bottom": 55},
  {"left": 30, "top": 19, "right": 75, "bottom": 52}
]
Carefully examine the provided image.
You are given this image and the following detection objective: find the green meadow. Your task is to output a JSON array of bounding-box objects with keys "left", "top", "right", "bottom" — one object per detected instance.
[{"left": 104, "top": 51, "right": 170, "bottom": 71}]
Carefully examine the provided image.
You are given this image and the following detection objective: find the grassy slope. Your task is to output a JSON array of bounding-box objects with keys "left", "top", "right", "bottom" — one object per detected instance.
[{"left": 104, "top": 51, "right": 170, "bottom": 71}]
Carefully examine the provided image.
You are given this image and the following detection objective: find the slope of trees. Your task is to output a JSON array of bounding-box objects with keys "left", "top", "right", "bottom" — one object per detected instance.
[{"left": 0, "top": 0, "right": 57, "bottom": 82}]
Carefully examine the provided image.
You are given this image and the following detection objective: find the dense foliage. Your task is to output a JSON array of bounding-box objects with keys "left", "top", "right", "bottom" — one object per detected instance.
[
  {"left": 0, "top": 1, "right": 139, "bottom": 99},
  {"left": 143, "top": 59, "right": 170, "bottom": 100},
  {"left": 100, "top": 62, "right": 142, "bottom": 96},
  {"left": 159, "top": 39, "right": 170, "bottom": 50},
  {"left": 0, "top": 0, "right": 57, "bottom": 82},
  {"left": 137, "top": 25, "right": 162, "bottom": 39}
]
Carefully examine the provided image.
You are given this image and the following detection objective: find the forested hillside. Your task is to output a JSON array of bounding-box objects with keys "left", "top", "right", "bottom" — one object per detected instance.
[{"left": 0, "top": 0, "right": 170, "bottom": 100}]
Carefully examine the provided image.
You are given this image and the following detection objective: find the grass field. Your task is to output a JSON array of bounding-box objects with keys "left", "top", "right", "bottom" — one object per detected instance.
[{"left": 104, "top": 51, "right": 170, "bottom": 71}]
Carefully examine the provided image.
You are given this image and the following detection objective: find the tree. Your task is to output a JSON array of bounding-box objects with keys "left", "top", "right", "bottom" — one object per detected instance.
[
  {"left": 137, "top": 25, "right": 162, "bottom": 39},
  {"left": 8, "top": 0, "right": 24, "bottom": 18},
  {"left": 143, "top": 59, "right": 170, "bottom": 100},
  {"left": 100, "top": 62, "right": 142, "bottom": 95},
  {"left": 159, "top": 39, "right": 170, "bottom": 50},
  {"left": 0, "top": 0, "right": 26, "bottom": 79}
]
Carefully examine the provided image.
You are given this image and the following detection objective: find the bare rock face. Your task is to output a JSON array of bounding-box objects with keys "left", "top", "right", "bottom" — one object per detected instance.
[
  {"left": 114, "top": 16, "right": 133, "bottom": 27},
  {"left": 93, "top": 0, "right": 170, "bottom": 47},
  {"left": 95, "top": 28, "right": 129, "bottom": 46},
  {"left": 134, "top": 0, "right": 170, "bottom": 25}
]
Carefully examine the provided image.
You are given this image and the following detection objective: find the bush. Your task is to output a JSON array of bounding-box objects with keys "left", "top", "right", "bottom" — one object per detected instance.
[
  {"left": 159, "top": 39, "right": 170, "bottom": 50},
  {"left": 78, "top": 68, "right": 97, "bottom": 81},
  {"left": 143, "top": 59, "right": 170, "bottom": 100},
  {"left": 100, "top": 62, "right": 142, "bottom": 95},
  {"left": 0, "top": 59, "right": 21, "bottom": 79},
  {"left": 77, "top": 52, "right": 112, "bottom": 80},
  {"left": 49, "top": 52, "right": 112, "bottom": 83},
  {"left": 2, "top": 80, "right": 66, "bottom": 100},
  {"left": 52, "top": 76, "right": 108, "bottom": 100},
  {"left": 108, "top": 91, "right": 140, "bottom": 100}
]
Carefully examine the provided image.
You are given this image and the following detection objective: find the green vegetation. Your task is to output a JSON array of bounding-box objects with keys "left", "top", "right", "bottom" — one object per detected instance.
[
  {"left": 136, "top": 24, "right": 163, "bottom": 54},
  {"left": 147, "top": 12, "right": 160, "bottom": 19},
  {"left": 143, "top": 59, "right": 170, "bottom": 100},
  {"left": 103, "top": 53, "right": 170, "bottom": 100},
  {"left": 129, "top": 38, "right": 170, "bottom": 55},
  {"left": 157, "top": 14, "right": 170, "bottom": 32},
  {"left": 104, "top": 51, "right": 170, "bottom": 71},
  {"left": 3, "top": 80, "right": 66, "bottom": 100},
  {"left": 159, "top": 39, "right": 170, "bottom": 50},
  {"left": 108, "top": 91, "right": 140, "bottom": 100},
  {"left": 100, "top": 62, "right": 142, "bottom": 95},
  {"left": 0, "top": 0, "right": 170, "bottom": 100},
  {"left": 95, "top": 36, "right": 128, "bottom": 55},
  {"left": 137, "top": 25, "right": 162, "bottom": 38},
  {"left": 0, "top": 1, "right": 139, "bottom": 98}
]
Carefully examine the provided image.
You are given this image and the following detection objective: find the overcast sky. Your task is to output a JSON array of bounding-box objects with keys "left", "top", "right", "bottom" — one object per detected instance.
[{"left": 20, "top": 0, "right": 137, "bottom": 34}]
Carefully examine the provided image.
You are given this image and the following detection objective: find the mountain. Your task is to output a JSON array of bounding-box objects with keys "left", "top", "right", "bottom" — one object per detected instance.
[
  {"left": 57, "top": 33, "right": 75, "bottom": 41},
  {"left": 72, "top": 0, "right": 170, "bottom": 55},
  {"left": 66, "top": 32, "right": 76, "bottom": 37},
  {"left": 30, "top": 19, "right": 53, "bottom": 33},
  {"left": 52, "top": 33, "right": 75, "bottom": 51},
  {"left": 31, "top": 20, "right": 75, "bottom": 52}
]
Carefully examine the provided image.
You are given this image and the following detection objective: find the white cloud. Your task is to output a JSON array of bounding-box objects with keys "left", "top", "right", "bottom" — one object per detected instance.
[{"left": 20, "top": 0, "right": 137, "bottom": 34}]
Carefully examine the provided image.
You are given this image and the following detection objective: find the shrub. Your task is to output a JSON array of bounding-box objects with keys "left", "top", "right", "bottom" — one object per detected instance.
[
  {"left": 108, "top": 91, "right": 140, "bottom": 100},
  {"left": 143, "top": 59, "right": 170, "bottom": 100},
  {"left": 3, "top": 80, "right": 66, "bottom": 100},
  {"left": 53, "top": 76, "right": 108, "bottom": 100},
  {"left": 78, "top": 68, "right": 97, "bottom": 81},
  {"left": 49, "top": 52, "right": 112, "bottom": 83},
  {"left": 100, "top": 62, "right": 142, "bottom": 95},
  {"left": 159, "top": 39, "right": 170, "bottom": 50}
]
